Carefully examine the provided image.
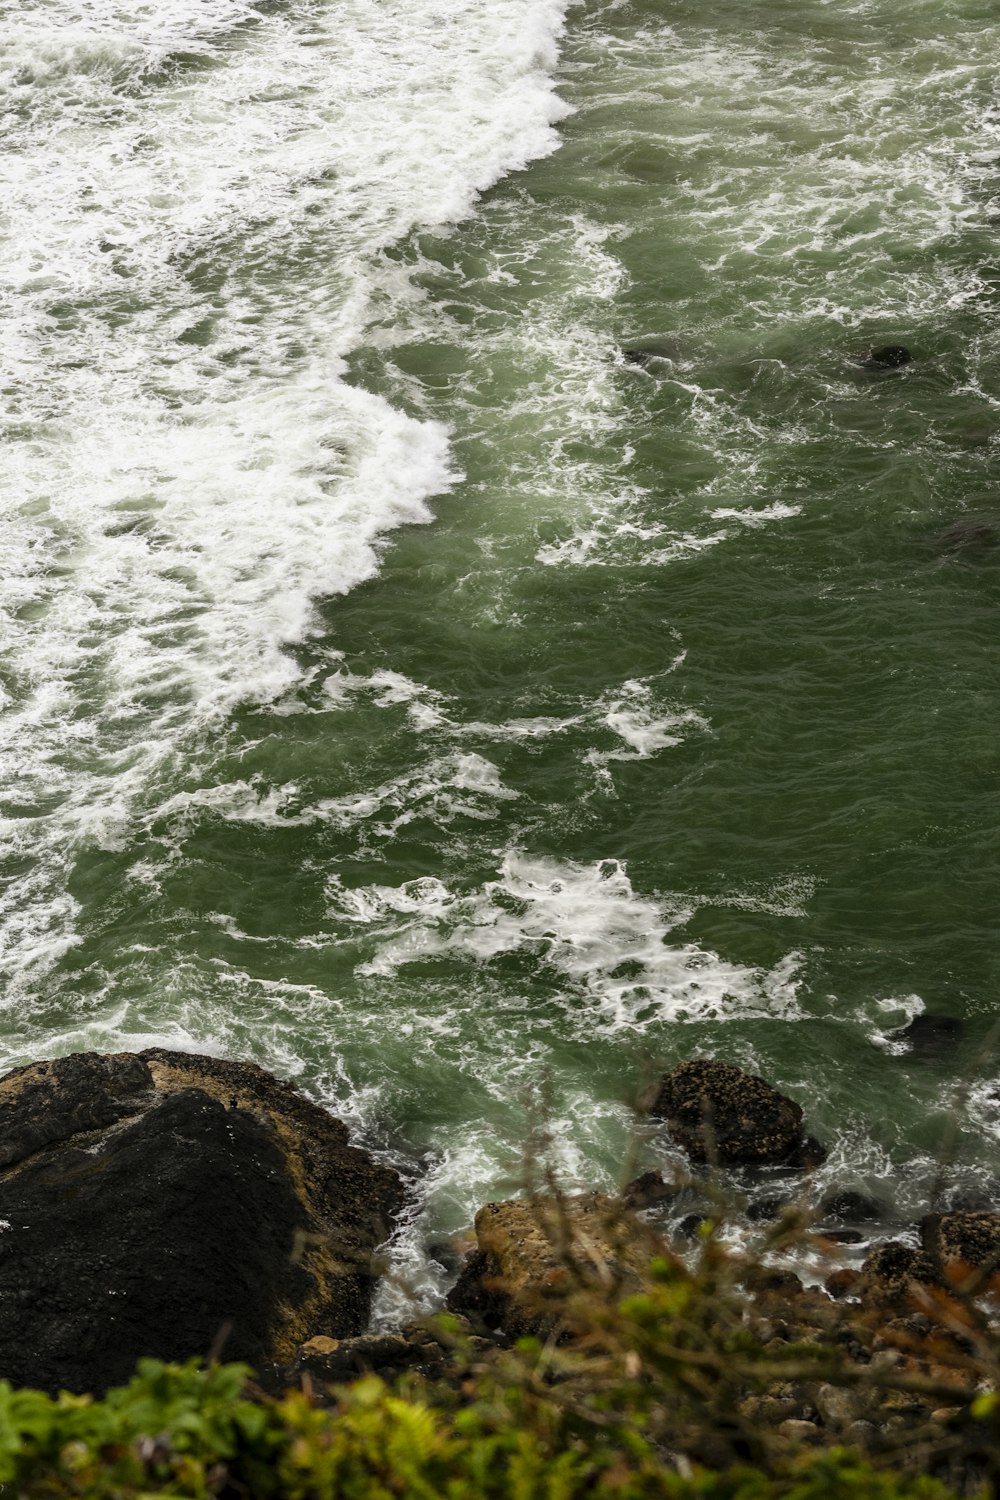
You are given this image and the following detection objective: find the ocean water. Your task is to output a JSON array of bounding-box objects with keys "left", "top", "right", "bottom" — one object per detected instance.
[{"left": 3, "top": 0, "right": 1000, "bottom": 1311}]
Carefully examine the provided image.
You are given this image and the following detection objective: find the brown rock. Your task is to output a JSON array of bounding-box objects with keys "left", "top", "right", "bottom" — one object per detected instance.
[
  {"left": 447, "top": 1192, "right": 674, "bottom": 1339},
  {"left": 739, "top": 1265, "right": 803, "bottom": 1297},
  {"left": 825, "top": 1269, "right": 861, "bottom": 1300},
  {"left": 815, "top": 1382, "right": 862, "bottom": 1429},
  {"left": 738, "top": 1394, "right": 798, "bottom": 1424},
  {"left": 646, "top": 1060, "right": 818, "bottom": 1166},
  {"left": 621, "top": 1169, "right": 679, "bottom": 1211},
  {"left": 857, "top": 1241, "right": 940, "bottom": 1312},
  {"left": 777, "top": 1419, "right": 821, "bottom": 1443},
  {"left": 921, "top": 1212, "right": 1000, "bottom": 1287},
  {"left": 296, "top": 1329, "right": 447, "bottom": 1383}
]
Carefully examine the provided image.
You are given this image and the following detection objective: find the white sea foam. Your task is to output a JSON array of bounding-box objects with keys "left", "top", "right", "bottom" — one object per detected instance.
[
  {"left": 345, "top": 851, "right": 803, "bottom": 1031},
  {"left": 537, "top": 5, "right": 1000, "bottom": 576},
  {"left": 868, "top": 993, "right": 927, "bottom": 1052},
  {"left": 150, "top": 751, "right": 518, "bottom": 851},
  {"left": 372, "top": 1088, "right": 632, "bottom": 1325},
  {"left": 0, "top": 0, "right": 571, "bottom": 996},
  {"left": 709, "top": 503, "right": 802, "bottom": 527},
  {"left": 592, "top": 678, "right": 710, "bottom": 761},
  {"left": 314, "top": 661, "right": 704, "bottom": 776}
]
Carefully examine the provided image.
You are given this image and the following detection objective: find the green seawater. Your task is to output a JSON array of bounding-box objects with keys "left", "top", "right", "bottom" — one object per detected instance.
[{"left": 7, "top": 0, "right": 1000, "bottom": 1300}]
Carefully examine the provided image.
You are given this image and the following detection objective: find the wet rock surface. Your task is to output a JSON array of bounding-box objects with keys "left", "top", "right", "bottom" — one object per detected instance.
[
  {"left": 296, "top": 1327, "right": 457, "bottom": 1384},
  {"left": 888, "top": 1013, "right": 962, "bottom": 1055},
  {"left": 647, "top": 1060, "right": 817, "bottom": 1167},
  {"left": 849, "top": 343, "right": 912, "bottom": 371},
  {"left": 819, "top": 1189, "right": 885, "bottom": 1224},
  {"left": 856, "top": 1242, "right": 941, "bottom": 1311},
  {"left": 447, "top": 1193, "right": 673, "bottom": 1339},
  {"left": 0, "top": 1049, "right": 403, "bottom": 1394},
  {"left": 921, "top": 1211, "right": 1000, "bottom": 1280},
  {"left": 621, "top": 1169, "right": 680, "bottom": 1211}
]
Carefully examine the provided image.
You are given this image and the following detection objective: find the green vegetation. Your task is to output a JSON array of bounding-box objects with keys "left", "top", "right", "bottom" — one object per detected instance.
[
  {"left": 0, "top": 1355, "right": 955, "bottom": 1500},
  {"left": 1, "top": 1241, "right": 991, "bottom": 1499}
]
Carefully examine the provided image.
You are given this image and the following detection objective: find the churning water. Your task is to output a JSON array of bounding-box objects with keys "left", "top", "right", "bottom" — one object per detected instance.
[{"left": 3, "top": 0, "right": 1000, "bottom": 1309}]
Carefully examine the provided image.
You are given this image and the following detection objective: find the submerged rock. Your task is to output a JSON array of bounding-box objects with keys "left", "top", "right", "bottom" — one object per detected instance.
[
  {"left": 889, "top": 1013, "right": 962, "bottom": 1056},
  {"left": 819, "top": 1189, "right": 886, "bottom": 1224},
  {"left": 447, "top": 1193, "right": 673, "bottom": 1339},
  {"left": 0, "top": 1049, "right": 403, "bottom": 1394},
  {"left": 621, "top": 1168, "right": 680, "bottom": 1211},
  {"left": 933, "top": 518, "right": 999, "bottom": 557},
  {"left": 621, "top": 337, "right": 681, "bottom": 368},
  {"left": 646, "top": 1060, "right": 821, "bottom": 1167},
  {"left": 849, "top": 344, "right": 912, "bottom": 372},
  {"left": 746, "top": 1193, "right": 803, "bottom": 1223}
]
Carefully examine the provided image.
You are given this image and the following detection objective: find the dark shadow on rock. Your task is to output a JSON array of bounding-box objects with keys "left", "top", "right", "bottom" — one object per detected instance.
[{"left": 0, "top": 1050, "right": 404, "bottom": 1395}]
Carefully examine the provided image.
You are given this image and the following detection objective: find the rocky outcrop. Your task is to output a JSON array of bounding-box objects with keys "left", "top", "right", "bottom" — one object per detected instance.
[
  {"left": 448, "top": 1193, "right": 674, "bottom": 1339},
  {"left": 297, "top": 1330, "right": 446, "bottom": 1383},
  {"left": 855, "top": 1242, "right": 940, "bottom": 1311},
  {"left": 854, "top": 1216, "right": 1000, "bottom": 1314},
  {"left": 0, "top": 1049, "right": 403, "bottom": 1394},
  {"left": 646, "top": 1060, "right": 822, "bottom": 1167},
  {"left": 921, "top": 1212, "right": 1000, "bottom": 1285},
  {"left": 295, "top": 1321, "right": 493, "bottom": 1385}
]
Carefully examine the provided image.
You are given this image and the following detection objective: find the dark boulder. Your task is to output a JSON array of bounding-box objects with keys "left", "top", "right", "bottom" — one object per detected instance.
[
  {"left": 820, "top": 1229, "right": 866, "bottom": 1246},
  {"left": 921, "top": 1212, "right": 1000, "bottom": 1283},
  {"left": 889, "top": 1013, "right": 962, "bottom": 1056},
  {"left": 621, "top": 1169, "right": 680, "bottom": 1211},
  {"left": 621, "top": 337, "right": 681, "bottom": 369},
  {"left": 784, "top": 1135, "right": 828, "bottom": 1171},
  {"left": 825, "top": 1268, "right": 861, "bottom": 1300},
  {"left": 819, "top": 1189, "right": 885, "bottom": 1224},
  {"left": 849, "top": 344, "right": 912, "bottom": 372},
  {"left": 646, "top": 1060, "right": 819, "bottom": 1167},
  {"left": 677, "top": 1211, "right": 715, "bottom": 1238},
  {"left": 856, "top": 1242, "right": 940, "bottom": 1311},
  {"left": 0, "top": 1050, "right": 403, "bottom": 1394},
  {"left": 746, "top": 1194, "right": 788, "bottom": 1223}
]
